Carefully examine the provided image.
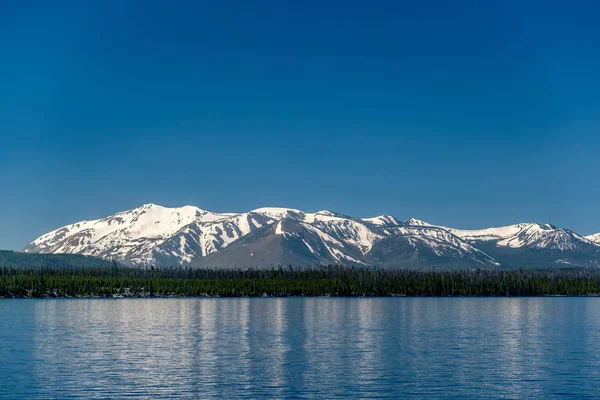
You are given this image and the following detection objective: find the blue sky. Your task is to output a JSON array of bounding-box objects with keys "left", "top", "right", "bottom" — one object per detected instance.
[{"left": 1, "top": 0, "right": 599, "bottom": 250}]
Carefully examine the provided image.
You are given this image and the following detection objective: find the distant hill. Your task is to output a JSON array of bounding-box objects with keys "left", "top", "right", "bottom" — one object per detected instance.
[{"left": 0, "top": 250, "right": 111, "bottom": 269}]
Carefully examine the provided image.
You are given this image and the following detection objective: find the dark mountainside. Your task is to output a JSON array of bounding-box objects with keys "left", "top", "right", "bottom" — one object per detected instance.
[
  {"left": 0, "top": 251, "right": 111, "bottom": 269},
  {"left": 192, "top": 219, "right": 367, "bottom": 269}
]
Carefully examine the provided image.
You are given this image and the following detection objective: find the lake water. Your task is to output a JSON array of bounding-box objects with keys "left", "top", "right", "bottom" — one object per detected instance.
[{"left": 1, "top": 298, "right": 600, "bottom": 399}]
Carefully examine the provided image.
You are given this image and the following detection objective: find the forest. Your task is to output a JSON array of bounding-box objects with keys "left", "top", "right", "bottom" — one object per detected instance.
[{"left": 2, "top": 265, "right": 600, "bottom": 298}]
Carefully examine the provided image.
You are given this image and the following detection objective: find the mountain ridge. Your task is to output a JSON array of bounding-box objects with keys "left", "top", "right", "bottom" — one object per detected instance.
[{"left": 23, "top": 204, "right": 600, "bottom": 269}]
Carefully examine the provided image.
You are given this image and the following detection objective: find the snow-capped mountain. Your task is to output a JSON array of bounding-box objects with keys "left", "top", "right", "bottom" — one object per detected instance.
[
  {"left": 25, "top": 204, "right": 234, "bottom": 265},
  {"left": 444, "top": 222, "right": 594, "bottom": 250},
  {"left": 193, "top": 215, "right": 498, "bottom": 269},
  {"left": 23, "top": 204, "right": 600, "bottom": 269},
  {"left": 436, "top": 222, "right": 600, "bottom": 268},
  {"left": 24, "top": 204, "right": 498, "bottom": 268},
  {"left": 586, "top": 233, "right": 600, "bottom": 245}
]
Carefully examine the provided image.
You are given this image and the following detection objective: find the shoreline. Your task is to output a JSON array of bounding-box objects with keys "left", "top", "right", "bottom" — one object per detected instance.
[
  {"left": 2, "top": 294, "right": 600, "bottom": 299},
  {"left": 4, "top": 266, "right": 600, "bottom": 297}
]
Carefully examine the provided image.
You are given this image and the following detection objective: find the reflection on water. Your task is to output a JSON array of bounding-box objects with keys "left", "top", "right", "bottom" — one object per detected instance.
[{"left": 1, "top": 298, "right": 600, "bottom": 398}]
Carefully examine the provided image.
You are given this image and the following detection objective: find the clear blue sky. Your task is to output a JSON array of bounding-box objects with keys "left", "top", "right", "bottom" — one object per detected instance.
[{"left": 1, "top": 0, "right": 599, "bottom": 250}]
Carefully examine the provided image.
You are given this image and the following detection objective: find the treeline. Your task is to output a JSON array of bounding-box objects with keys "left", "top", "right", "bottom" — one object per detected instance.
[{"left": 2, "top": 265, "right": 600, "bottom": 298}]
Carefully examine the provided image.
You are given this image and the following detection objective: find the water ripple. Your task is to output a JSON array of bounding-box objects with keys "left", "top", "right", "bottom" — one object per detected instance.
[{"left": 1, "top": 298, "right": 600, "bottom": 399}]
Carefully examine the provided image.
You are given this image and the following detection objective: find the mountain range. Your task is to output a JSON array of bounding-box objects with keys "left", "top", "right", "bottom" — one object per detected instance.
[{"left": 22, "top": 204, "right": 600, "bottom": 269}]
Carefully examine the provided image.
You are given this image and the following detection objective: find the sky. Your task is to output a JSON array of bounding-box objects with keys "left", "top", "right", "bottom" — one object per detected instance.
[{"left": 1, "top": 0, "right": 600, "bottom": 250}]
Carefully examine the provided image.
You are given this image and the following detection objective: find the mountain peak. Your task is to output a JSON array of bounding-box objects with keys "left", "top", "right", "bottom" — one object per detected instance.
[
  {"left": 315, "top": 210, "right": 337, "bottom": 216},
  {"left": 404, "top": 218, "right": 431, "bottom": 227},
  {"left": 362, "top": 214, "right": 399, "bottom": 226},
  {"left": 128, "top": 203, "right": 219, "bottom": 218},
  {"left": 251, "top": 207, "right": 304, "bottom": 218}
]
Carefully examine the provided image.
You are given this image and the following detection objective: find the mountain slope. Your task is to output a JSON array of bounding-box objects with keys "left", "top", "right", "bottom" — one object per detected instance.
[
  {"left": 24, "top": 204, "right": 498, "bottom": 268},
  {"left": 24, "top": 204, "right": 231, "bottom": 265},
  {"left": 193, "top": 218, "right": 496, "bottom": 269},
  {"left": 368, "top": 224, "right": 499, "bottom": 269},
  {"left": 0, "top": 250, "right": 110, "bottom": 269},
  {"left": 440, "top": 222, "right": 600, "bottom": 268},
  {"left": 586, "top": 233, "right": 600, "bottom": 245},
  {"left": 193, "top": 218, "right": 366, "bottom": 269},
  {"left": 23, "top": 204, "right": 600, "bottom": 269}
]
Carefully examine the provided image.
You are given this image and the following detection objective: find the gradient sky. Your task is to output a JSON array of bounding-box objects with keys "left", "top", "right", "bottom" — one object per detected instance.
[{"left": 1, "top": 0, "right": 599, "bottom": 250}]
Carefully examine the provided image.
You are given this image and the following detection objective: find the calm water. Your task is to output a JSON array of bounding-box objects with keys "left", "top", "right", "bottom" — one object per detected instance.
[{"left": 1, "top": 298, "right": 600, "bottom": 399}]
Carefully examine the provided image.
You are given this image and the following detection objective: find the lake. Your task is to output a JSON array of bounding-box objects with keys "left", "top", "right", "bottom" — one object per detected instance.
[{"left": 1, "top": 298, "right": 600, "bottom": 399}]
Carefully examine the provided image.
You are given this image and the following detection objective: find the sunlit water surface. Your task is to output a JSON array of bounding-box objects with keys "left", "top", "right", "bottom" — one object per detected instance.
[{"left": 1, "top": 298, "right": 600, "bottom": 399}]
